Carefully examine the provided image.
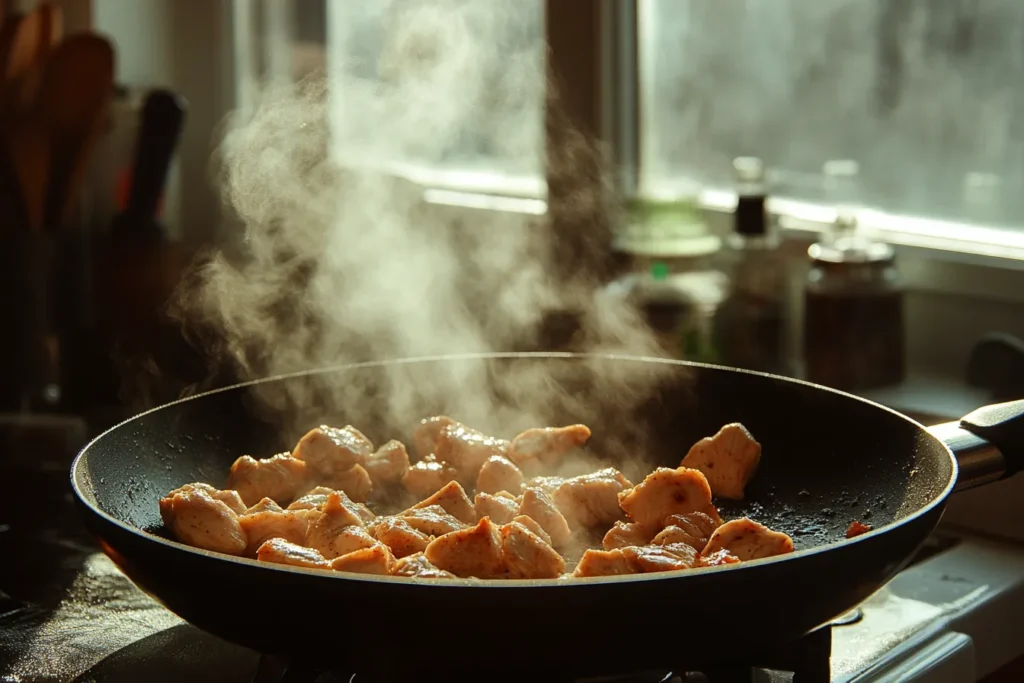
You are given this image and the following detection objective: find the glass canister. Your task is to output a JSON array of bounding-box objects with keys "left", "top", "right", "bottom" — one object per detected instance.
[{"left": 802, "top": 226, "right": 905, "bottom": 391}]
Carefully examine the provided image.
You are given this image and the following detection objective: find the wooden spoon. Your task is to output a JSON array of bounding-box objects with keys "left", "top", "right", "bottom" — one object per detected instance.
[{"left": 37, "top": 33, "right": 115, "bottom": 232}]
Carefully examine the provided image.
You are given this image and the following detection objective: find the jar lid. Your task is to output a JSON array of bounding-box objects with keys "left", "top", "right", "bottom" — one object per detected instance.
[{"left": 809, "top": 239, "right": 894, "bottom": 265}]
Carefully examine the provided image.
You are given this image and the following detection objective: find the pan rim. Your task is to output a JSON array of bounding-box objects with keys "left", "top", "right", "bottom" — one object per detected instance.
[{"left": 70, "top": 351, "right": 959, "bottom": 588}]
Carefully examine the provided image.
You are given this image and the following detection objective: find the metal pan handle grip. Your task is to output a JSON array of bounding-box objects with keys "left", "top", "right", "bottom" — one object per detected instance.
[
  {"left": 933, "top": 398, "right": 1024, "bottom": 491},
  {"left": 960, "top": 399, "right": 1024, "bottom": 477}
]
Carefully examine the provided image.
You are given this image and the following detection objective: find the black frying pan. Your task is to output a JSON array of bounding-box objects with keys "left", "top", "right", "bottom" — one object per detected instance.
[{"left": 70, "top": 353, "right": 1024, "bottom": 679}]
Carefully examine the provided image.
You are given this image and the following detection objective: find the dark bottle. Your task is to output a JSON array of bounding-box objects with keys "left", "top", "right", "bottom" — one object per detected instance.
[
  {"left": 802, "top": 165, "right": 904, "bottom": 391},
  {"left": 712, "top": 157, "right": 789, "bottom": 374}
]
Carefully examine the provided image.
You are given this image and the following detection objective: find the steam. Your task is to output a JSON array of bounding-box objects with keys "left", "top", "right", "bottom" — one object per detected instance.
[{"left": 175, "top": 0, "right": 670, "bottom": 454}]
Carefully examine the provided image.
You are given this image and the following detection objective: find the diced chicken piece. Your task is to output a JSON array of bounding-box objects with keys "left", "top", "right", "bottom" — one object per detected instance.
[
  {"left": 474, "top": 492, "right": 520, "bottom": 525},
  {"left": 393, "top": 552, "right": 456, "bottom": 579},
  {"left": 410, "top": 481, "right": 477, "bottom": 524},
  {"left": 602, "top": 521, "right": 657, "bottom": 550},
  {"left": 227, "top": 453, "right": 308, "bottom": 507},
  {"left": 330, "top": 543, "right": 396, "bottom": 575},
  {"left": 476, "top": 455, "right": 524, "bottom": 495},
  {"left": 519, "top": 488, "right": 572, "bottom": 548},
  {"left": 846, "top": 520, "right": 872, "bottom": 539},
  {"left": 159, "top": 485, "right": 247, "bottom": 555},
  {"left": 507, "top": 424, "right": 592, "bottom": 473},
  {"left": 700, "top": 549, "right": 741, "bottom": 567},
  {"left": 256, "top": 538, "right": 331, "bottom": 570},
  {"left": 286, "top": 486, "right": 337, "bottom": 510},
  {"left": 238, "top": 509, "right": 309, "bottom": 557},
  {"left": 169, "top": 483, "right": 247, "bottom": 515},
  {"left": 370, "top": 517, "right": 431, "bottom": 558},
  {"left": 399, "top": 505, "right": 468, "bottom": 537},
  {"left": 681, "top": 423, "right": 761, "bottom": 500},
  {"left": 617, "top": 467, "right": 721, "bottom": 529},
  {"left": 501, "top": 521, "right": 566, "bottom": 579},
  {"left": 572, "top": 543, "right": 698, "bottom": 578},
  {"left": 525, "top": 475, "right": 567, "bottom": 497},
  {"left": 654, "top": 512, "right": 720, "bottom": 551},
  {"left": 246, "top": 497, "right": 284, "bottom": 514},
  {"left": 365, "top": 440, "right": 411, "bottom": 485},
  {"left": 413, "top": 415, "right": 458, "bottom": 458},
  {"left": 402, "top": 455, "right": 459, "bottom": 498},
  {"left": 511, "top": 515, "right": 552, "bottom": 546},
  {"left": 321, "top": 463, "right": 373, "bottom": 504},
  {"left": 553, "top": 468, "right": 633, "bottom": 528},
  {"left": 701, "top": 518, "right": 794, "bottom": 561},
  {"left": 305, "top": 492, "right": 374, "bottom": 558},
  {"left": 623, "top": 543, "right": 698, "bottom": 572},
  {"left": 435, "top": 423, "right": 510, "bottom": 482},
  {"left": 572, "top": 548, "right": 637, "bottom": 577},
  {"left": 293, "top": 425, "right": 373, "bottom": 478},
  {"left": 425, "top": 517, "right": 506, "bottom": 579},
  {"left": 289, "top": 487, "right": 374, "bottom": 524}
]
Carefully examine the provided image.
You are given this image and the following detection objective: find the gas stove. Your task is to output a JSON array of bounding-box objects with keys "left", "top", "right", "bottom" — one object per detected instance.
[{"left": 3, "top": 414, "right": 1024, "bottom": 682}]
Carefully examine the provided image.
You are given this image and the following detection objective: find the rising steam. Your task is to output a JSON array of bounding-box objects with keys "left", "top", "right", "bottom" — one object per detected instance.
[{"left": 175, "top": 0, "right": 669, "bottom": 454}]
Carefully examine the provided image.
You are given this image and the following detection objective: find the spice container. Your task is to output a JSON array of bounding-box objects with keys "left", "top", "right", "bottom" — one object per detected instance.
[
  {"left": 802, "top": 210, "right": 904, "bottom": 391},
  {"left": 712, "top": 157, "right": 789, "bottom": 375}
]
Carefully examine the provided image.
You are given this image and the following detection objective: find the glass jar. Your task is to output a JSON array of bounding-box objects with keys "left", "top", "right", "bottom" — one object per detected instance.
[{"left": 802, "top": 238, "right": 905, "bottom": 391}]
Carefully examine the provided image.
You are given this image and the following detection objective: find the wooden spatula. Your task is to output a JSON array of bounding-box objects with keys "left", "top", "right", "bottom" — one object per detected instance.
[{"left": 37, "top": 33, "right": 115, "bottom": 232}]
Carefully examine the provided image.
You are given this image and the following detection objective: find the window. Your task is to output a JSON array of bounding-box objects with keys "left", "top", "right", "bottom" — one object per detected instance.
[
  {"left": 235, "top": 0, "right": 546, "bottom": 197},
  {"left": 639, "top": 0, "right": 1024, "bottom": 233}
]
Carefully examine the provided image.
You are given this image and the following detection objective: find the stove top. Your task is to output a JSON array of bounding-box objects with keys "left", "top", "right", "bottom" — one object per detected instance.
[{"left": 3, "top": 416, "right": 1024, "bottom": 683}]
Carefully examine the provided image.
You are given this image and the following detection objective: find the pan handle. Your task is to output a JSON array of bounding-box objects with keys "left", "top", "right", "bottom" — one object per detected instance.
[{"left": 929, "top": 399, "right": 1024, "bottom": 491}]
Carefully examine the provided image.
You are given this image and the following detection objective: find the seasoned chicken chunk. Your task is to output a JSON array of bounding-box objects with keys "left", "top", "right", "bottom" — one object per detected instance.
[
  {"left": 321, "top": 463, "right": 373, "bottom": 504},
  {"left": 227, "top": 453, "right": 308, "bottom": 507},
  {"left": 702, "top": 518, "right": 794, "bottom": 561},
  {"left": 572, "top": 543, "right": 698, "bottom": 577},
  {"left": 289, "top": 487, "right": 374, "bottom": 524},
  {"left": 399, "top": 504, "right": 468, "bottom": 537},
  {"left": 602, "top": 521, "right": 657, "bottom": 551},
  {"left": 625, "top": 543, "right": 699, "bottom": 572},
  {"left": 525, "top": 475, "right": 567, "bottom": 497},
  {"left": 681, "top": 423, "right": 761, "bottom": 500},
  {"left": 306, "top": 492, "right": 374, "bottom": 558},
  {"left": 507, "top": 424, "right": 592, "bottom": 473},
  {"left": 476, "top": 455, "right": 524, "bottom": 495},
  {"left": 653, "top": 512, "right": 719, "bottom": 551},
  {"left": 425, "top": 517, "right": 506, "bottom": 579},
  {"left": 402, "top": 455, "right": 459, "bottom": 498},
  {"left": 474, "top": 492, "right": 519, "bottom": 525},
  {"left": 617, "top": 467, "right": 721, "bottom": 529},
  {"left": 501, "top": 521, "right": 566, "bottom": 579},
  {"left": 410, "top": 481, "right": 477, "bottom": 524},
  {"left": 238, "top": 508, "right": 309, "bottom": 557},
  {"left": 435, "top": 423, "right": 510, "bottom": 482},
  {"left": 330, "top": 543, "right": 396, "bottom": 575},
  {"left": 572, "top": 548, "right": 637, "bottom": 577},
  {"left": 370, "top": 516, "right": 431, "bottom": 558},
  {"left": 553, "top": 468, "right": 633, "bottom": 528},
  {"left": 159, "top": 485, "right": 246, "bottom": 555},
  {"left": 519, "top": 488, "right": 571, "bottom": 548},
  {"left": 246, "top": 497, "right": 284, "bottom": 514},
  {"left": 413, "top": 415, "right": 458, "bottom": 458},
  {"left": 293, "top": 424, "right": 373, "bottom": 477},
  {"left": 512, "top": 515, "right": 552, "bottom": 546},
  {"left": 168, "top": 483, "right": 247, "bottom": 514},
  {"left": 393, "top": 552, "right": 456, "bottom": 579},
  {"left": 365, "top": 440, "right": 411, "bottom": 485},
  {"left": 256, "top": 538, "right": 330, "bottom": 570},
  {"left": 700, "top": 549, "right": 741, "bottom": 567}
]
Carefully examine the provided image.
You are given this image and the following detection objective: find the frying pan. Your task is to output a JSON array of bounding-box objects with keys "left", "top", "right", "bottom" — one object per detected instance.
[{"left": 70, "top": 353, "right": 1024, "bottom": 679}]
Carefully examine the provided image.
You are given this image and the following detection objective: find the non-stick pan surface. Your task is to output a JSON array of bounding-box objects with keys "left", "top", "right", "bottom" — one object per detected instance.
[{"left": 71, "top": 353, "right": 957, "bottom": 678}]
